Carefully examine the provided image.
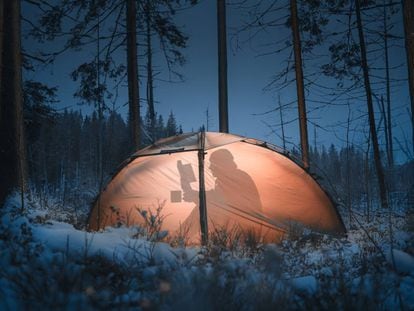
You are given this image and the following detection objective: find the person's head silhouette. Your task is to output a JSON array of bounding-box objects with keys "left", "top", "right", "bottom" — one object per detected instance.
[{"left": 209, "top": 149, "right": 236, "bottom": 178}]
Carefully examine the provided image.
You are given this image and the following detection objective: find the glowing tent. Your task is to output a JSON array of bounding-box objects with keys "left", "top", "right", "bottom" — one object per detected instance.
[{"left": 88, "top": 132, "right": 345, "bottom": 243}]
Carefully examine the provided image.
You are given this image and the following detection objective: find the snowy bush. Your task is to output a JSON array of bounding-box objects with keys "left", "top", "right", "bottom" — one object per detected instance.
[{"left": 0, "top": 192, "right": 413, "bottom": 310}]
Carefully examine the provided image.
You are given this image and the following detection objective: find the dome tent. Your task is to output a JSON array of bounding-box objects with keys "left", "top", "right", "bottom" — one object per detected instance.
[{"left": 88, "top": 132, "right": 345, "bottom": 243}]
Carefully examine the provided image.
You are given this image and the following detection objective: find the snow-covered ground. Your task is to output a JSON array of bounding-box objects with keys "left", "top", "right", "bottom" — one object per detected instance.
[{"left": 0, "top": 193, "right": 413, "bottom": 310}]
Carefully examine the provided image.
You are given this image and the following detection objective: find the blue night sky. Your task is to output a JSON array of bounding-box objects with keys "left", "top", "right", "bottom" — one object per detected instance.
[{"left": 23, "top": 0, "right": 412, "bottom": 163}]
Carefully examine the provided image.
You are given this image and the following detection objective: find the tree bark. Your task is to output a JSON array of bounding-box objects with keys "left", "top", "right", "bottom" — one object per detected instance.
[
  {"left": 346, "top": 102, "right": 352, "bottom": 224},
  {"left": 383, "top": 1, "right": 393, "bottom": 167},
  {"left": 217, "top": 0, "right": 229, "bottom": 133},
  {"left": 380, "top": 96, "right": 390, "bottom": 166},
  {"left": 278, "top": 95, "right": 286, "bottom": 150},
  {"left": 145, "top": 0, "right": 155, "bottom": 141},
  {"left": 0, "top": 0, "right": 26, "bottom": 207},
  {"left": 364, "top": 137, "right": 371, "bottom": 222},
  {"left": 355, "top": 0, "right": 388, "bottom": 209},
  {"left": 403, "top": 0, "right": 414, "bottom": 155},
  {"left": 290, "top": 0, "right": 310, "bottom": 170},
  {"left": 97, "top": 12, "right": 104, "bottom": 189},
  {"left": 0, "top": 0, "right": 3, "bottom": 121},
  {"left": 127, "top": 0, "right": 141, "bottom": 149}
]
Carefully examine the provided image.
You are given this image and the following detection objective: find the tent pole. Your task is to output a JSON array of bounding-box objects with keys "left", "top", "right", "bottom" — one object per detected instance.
[{"left": 198, "top": 131, "right": 208, "bottom": 245}]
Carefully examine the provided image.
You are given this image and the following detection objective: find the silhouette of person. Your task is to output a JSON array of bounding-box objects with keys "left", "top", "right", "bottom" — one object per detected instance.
[{"left": 178, "top": 148, "right": 263, "bottom": 236}]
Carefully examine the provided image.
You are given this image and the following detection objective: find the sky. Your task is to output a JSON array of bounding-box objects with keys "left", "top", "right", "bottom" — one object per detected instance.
[{"left": 22, "top": 0, "right": 412, "bottom": 163}]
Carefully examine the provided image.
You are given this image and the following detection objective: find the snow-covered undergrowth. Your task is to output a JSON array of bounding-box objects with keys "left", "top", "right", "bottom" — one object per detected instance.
[{"left": 0, "top": 193, "right": 413, "bottom": 310}]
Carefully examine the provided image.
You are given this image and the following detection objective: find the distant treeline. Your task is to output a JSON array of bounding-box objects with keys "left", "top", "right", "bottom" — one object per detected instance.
[
  {"left": 306, "top": 144, "right": 413, "bottom": 211},
  {"left": 26, "top": 108, "right": 182, "bottom": 196}
]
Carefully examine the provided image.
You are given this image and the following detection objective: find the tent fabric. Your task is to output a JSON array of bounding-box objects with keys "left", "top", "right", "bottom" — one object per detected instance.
[
  {"left": 88, "top": 132, "right": 345, "bottom": 243},
  {"left": 133, "top": 132, "right": 246, "bottom": 157}
]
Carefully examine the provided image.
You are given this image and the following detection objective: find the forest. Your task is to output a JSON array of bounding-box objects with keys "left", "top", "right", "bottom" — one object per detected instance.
[{"left": 0, "top": 0, "right": 413, "bottom": 310}]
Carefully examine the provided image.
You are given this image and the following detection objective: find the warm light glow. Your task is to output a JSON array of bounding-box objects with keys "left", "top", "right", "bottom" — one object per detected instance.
[{"left": 89, "top": 133, "right": 345, "bottom": 243}]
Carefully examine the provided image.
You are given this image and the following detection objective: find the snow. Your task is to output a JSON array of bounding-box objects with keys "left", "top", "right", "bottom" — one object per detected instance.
[
  {"left": 1, "top": 193, "right": 413, "bottom": 309},
  {"left": 31, "top": 220, "right": 195, "bottom": 267},
  {"left": 388, "top": 249, "right": 414, "bottom": 275},
  {"left": 290, "top": 275, "right": 317, "bottom": 294}
]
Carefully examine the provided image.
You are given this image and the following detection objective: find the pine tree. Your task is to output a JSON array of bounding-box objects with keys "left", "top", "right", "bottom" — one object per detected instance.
[
  {"left": 0, "top": 0, "right": 26, "bottom": 207},
  {"left": 290, "top": 0, "right": 309, "bottom": 170},
  {"left": 217, "top": 0, "right": 229, "bottom": 133},
  {"left": 403, "top": 0, "right": 414, "bottom": 154},
  {"left": 127, "top": 0, "right": 141, "bottom": 149},
  {"left": 355, "top": 0, "right": 388, "bottom": 209},
  {"left": 166, "top": 111, "right": 178, "bottom": 136},
  {"left": 155, "top": 114, "right": 165, "bottom": 140},
  {"left": 26, "top": 0, "right": 196, "bottom": 152}
]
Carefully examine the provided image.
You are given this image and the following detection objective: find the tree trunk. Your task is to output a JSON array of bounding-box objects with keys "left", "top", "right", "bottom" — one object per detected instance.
[
  {"left": 217, "top": 0, "right": 229, "bottom": 133},
  {"left": 346, "top": 102, "right": 352, "bottom": 224},
  {"left": 145, "top": 0, "right": 155, "bottom": 141},
  {"left": 380, "top": 96, "right": 390, "bottom": 167},
  {"left": 364, "top": 140, "right": 371, "bottom": 222},
  {"left": 403, "top": 0, "right": 414, "bottom": 155},
  {"left": 0, "top": 0, "right": 26, "bottom": 207},
  {"left": 127, "top": 0, "right": 141, "bottom": 149},
  {"left": 97, "top": 12, "right": 104, "bottom": 189},
  {"left": 278, "top": 95, "right": 286, "bottom": 150},
  {"left": 0, "top": 0, "right": 3, "bottom": 121},
  {"left": 290, "top": 0, "right": 310, "bottom": 170},
  {"left": 355, "top": 0, "right": 388, "bottom": 209},
  {"left": 383, "top": 1, "right": 393, "bottom": 167}
]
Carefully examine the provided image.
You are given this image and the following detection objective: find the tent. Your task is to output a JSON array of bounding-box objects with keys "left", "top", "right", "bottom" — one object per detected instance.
[{"left": 88, "top": 132, "right": 345, "bottom": 243}]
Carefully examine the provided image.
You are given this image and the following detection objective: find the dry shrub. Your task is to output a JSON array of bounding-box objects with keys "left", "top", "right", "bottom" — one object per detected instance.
[
  {"left": 167, "top": 222, "right": 191, "bottom": 248},
  {"left": 131, "top": 201, "right": 169, "bottom": 242}
]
